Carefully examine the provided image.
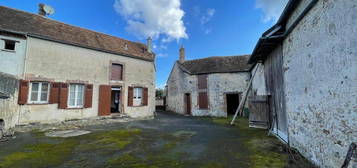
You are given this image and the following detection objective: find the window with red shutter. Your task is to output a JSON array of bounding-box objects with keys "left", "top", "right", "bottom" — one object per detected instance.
[
  {"left": 128, "top": 87, "right": 134, "bottom": 106},
  {"left": 58, "top": 83, "right": 68, "bottom": 109},
  {"left": 198, "top": 74, "right": 208, "bottom": 90},
  {"left": 198, "top": 92, "right": 209, "bottom": 109},
  {"left": 143, "top": 88, "right": 148, "bottom": 106},
  {"left": 84, "top": 84, "right": 93, "bottom": 108},
  {"left": 18, "top": 80, "right": 29, "bottom": 105},
  {"left": 111, "top": 64, "right": 123, "bottom": 81},
  {"left": 49, "top": 82, "right": 60, "bottom": 104}
]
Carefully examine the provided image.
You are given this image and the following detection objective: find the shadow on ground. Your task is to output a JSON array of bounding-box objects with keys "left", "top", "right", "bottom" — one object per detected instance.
[{"left": 0, "top": 111, "right": 315, "bottom": 168}]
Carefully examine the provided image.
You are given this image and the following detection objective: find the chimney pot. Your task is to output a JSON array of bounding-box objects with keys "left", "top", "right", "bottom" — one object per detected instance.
[
  {"left": 179, "top": 45, "right": 185, "bottom": 63},
  {"left": 147, "top": 37, "right": 152, "bottom": 53},
  {"left": 38, "top": 3, "right": 46, "bottom": 16}
]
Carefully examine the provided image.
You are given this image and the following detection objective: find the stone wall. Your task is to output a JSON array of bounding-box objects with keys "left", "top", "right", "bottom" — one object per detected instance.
[
  {"left": 0, "top": 72, "right": 19, "bottom": 130},
  {"left": 167, "top": 63, "right": 249, "bottom": 117},
  {"left": 18, "top": 37, "right": 155, "bottom": 124},
  {"left": 283, "top": 0, "right": 357, "bottom": 167}
]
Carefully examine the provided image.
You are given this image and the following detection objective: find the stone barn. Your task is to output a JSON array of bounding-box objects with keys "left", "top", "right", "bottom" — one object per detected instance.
[
  {"left": 0, "top": 6, "right": 156, "bottom": 132},
  {"left": 166, "top": 46, "right": 251, "bottom": 117},
  {"left": 249, "top": 0, "right": 356, "bottom": 167}
]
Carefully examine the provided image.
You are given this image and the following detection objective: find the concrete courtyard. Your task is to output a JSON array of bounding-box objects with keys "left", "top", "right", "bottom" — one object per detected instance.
[{"left": 0, "top": 111, "right": 315, "bottom": 168}]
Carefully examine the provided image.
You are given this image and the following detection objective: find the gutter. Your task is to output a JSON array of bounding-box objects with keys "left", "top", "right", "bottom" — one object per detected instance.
[{"left": 249, "top": 0, "right": 318, "bottom": 64}]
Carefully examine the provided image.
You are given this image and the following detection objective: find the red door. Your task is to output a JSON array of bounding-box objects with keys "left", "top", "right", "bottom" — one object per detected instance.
[{"left": 98, "top": 85, "right": 111, "bottom": 116}]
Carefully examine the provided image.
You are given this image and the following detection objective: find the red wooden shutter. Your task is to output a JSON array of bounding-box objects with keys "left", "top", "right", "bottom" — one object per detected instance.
[
  {"left": 198, "top": 74, "right": 208, "bottom": 89},
  {"left": 143, "top": 87, "right": 148, "bottom": 106},
  {"left": 58, "top": 83, "right": 68, "bottom": 109},
  {"left": 18, "top": 80, "right": 29, "bottom": 105},
  {"left": 49, "top": 82, "right": 60, "bottom": 104},
  {"left": 111, "top": 64, "right": 123, "bottom": 81},
  {"left": 98, "top": 85, "right": 111, "bottom": 116},
  {"left": 84, "top": 84, "right": 93, "bottom": 108},
  {"left": 198, "top": 92, "right": 208, "bottom": 109},
  {"left": 128, "top": 86, "right": 134, "bottom": 106}
]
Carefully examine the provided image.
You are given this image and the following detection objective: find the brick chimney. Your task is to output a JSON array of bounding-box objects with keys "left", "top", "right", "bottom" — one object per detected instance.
[
  {"left": 147, "top": 37, "right": 152, "bottom": 53},
  {"left": 179, "top": 45, "right": 185, "bottom": 63}
]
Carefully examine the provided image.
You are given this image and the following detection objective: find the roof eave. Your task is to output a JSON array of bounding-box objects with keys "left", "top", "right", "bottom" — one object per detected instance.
[{"left": 27, "top": 33, "right": 155, "bottom": 62}]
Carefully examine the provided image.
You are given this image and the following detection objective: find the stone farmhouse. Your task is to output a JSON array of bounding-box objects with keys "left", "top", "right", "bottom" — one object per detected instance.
[
  {"left": 0, "top": 6, "right": 156, "bottom": 132},
  {"left": 166, "top": 46, "right": 251, "bottom": 117},
  {"left": 249, "top": 0, "right": 356, "bottom": 167}
]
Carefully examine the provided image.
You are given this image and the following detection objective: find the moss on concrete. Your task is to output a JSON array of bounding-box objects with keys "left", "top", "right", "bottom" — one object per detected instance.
[
  {"left": 77, "top": 128, "right": 141, "bottom": 151},
  {"left": 206, "top": 116, "right": 288, "bottom": 168},
  {"left": 0, "top": 140, "right": 78, "bottom": 168}
]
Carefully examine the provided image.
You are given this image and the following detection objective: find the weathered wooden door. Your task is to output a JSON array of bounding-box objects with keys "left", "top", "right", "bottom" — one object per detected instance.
[
  {"left": 264, "top": 44, "right": 288, "bottom": 142},
  {"left": 184, "top": 93, "right": 191, "bottom": 115},
  {"left": 248, "top": 95, "right": 269, "bottom": 129},
  {"left": 98, "top": 85, "right": 111, "bottom": 116}
]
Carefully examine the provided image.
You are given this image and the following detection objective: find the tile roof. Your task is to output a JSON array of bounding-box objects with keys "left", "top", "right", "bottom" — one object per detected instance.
[
  {"left": 0, "top": 6, "right": 155, "bottom": 61},
  {"left": 178, "top": 55, "right": 252, "bottom": 75}
]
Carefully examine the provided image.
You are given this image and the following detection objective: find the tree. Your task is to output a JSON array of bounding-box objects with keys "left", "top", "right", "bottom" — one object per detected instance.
[{"left": 156, "top": 89, "right": 164, "bottom": 98}]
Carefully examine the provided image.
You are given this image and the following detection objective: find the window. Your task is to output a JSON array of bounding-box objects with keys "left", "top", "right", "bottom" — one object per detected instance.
[
  {"left": 111, "top": 63, "right": 123, "bottom": 81},
  {"left": 29, "top": 82, "right": 49, "bottom": 103},
  {"left": 4, "top": 40, "right": 16, "bottom": 51},
  {"left": 68, "top": 84, "right": 85, "bottom": 108},
  {"left": 133, "top": 87, "right": 143, "bottom": 106},
  {"left": 198, "top": 92, "right": 209, "bottom": 109}
]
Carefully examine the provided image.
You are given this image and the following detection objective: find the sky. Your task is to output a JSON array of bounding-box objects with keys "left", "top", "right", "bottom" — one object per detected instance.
[{"left": 0, "top": 0, "right": 288, "bottom": 88}]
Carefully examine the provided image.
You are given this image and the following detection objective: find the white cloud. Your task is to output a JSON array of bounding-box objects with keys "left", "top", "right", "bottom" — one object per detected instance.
[
  {"left": 255, "top": 0, "right": 288, "bottom": 22},
  {"left": 114, "top": 0, "right": 188, "bottom": 42},
  {"left": 200, "top": 8, "right": 216, "bottom": 25}
]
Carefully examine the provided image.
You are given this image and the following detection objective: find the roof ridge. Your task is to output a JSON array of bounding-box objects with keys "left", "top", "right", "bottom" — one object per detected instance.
[
  {"left": 0, "top": 5, "right": 146, "bottom": 46},
  {"left": 183, "top": 54, "right": 250, "bottom": 63}
]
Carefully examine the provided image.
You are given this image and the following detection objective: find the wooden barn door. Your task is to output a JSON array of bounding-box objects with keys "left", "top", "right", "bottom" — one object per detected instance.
[
  {"left": 264, "top": 44, "right": 288, "bottom": 142},
  {"left": 98, "top": 85, "right": 111, "bottom": 116}
]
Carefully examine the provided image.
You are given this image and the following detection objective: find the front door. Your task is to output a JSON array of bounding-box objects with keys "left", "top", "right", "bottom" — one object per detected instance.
[
  {"left": 111, "top": 87, "right": 121, "bottom": 113},
  {"left": 98, "top": 85, "right": 111, "bottom": 116},
  {"left": 184, "top": 93, "right": 191, "bottom": 115}
]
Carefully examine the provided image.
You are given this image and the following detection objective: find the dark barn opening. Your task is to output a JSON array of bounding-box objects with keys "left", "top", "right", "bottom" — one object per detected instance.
[{"left": 226, "top": 94, "right": 239, "bottom": 115}]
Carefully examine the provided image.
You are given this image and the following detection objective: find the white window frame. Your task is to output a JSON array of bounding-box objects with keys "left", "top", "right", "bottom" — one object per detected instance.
[
  {"left": 133, "top": 87, "right": 143, "bottom": 106},
  {"left": 28, "top": 82, "right": 50, "bottom": 104},
  {"left": 68, "top": 84, "right": 85, "bottom": 108}
]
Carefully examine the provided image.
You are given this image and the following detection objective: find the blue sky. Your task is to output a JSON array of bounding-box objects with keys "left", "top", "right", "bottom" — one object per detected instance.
[{"left": 0, "top": 0, "right": 288, "bottom": 88}]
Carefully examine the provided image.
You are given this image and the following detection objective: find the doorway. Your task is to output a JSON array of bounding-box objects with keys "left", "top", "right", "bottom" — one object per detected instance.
[
  {"left": 111, "top": 87, "right": 121, "bottom": 113},
  {"left": 226, "top": 93, "right": 240, "bottom": 115},
  {"left": 184, "top": 93, "right": 191, "bottom": 115}
]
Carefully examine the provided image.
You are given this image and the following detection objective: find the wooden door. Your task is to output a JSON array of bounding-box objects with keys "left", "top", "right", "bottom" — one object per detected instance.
[
  {"left": 184, "top": 93, "right": 191, "bottom": 115},
  {"left": 248, "top": 95, "right": 269, "bottom": 129},
  {"left": 98, "top": 85, "right": 111, "bottom": 116},
  {"left": 264, "top": 44, "right": 288, "bottom": 142}
]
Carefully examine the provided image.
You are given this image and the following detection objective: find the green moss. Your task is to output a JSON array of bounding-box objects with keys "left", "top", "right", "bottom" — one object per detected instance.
[
  {"left": 78, "top": 129, "right": 141, "bottom": 151},
  {"left": 172, "top": 130, "right": 196, "bottom": 138},
  {"left": 205, "top": 116, "right": 288, "bottom": 168},
  {"left": 0, "top": 140, "right": 78, "bottom": 168},
  {"left": 30, "top": 129, "right": 45, "bottom": 137}
]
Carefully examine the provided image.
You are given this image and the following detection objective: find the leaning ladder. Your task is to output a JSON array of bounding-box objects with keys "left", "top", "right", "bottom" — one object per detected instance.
[{"left": 230, "top": 63, "right": 261, "bottom": 125}]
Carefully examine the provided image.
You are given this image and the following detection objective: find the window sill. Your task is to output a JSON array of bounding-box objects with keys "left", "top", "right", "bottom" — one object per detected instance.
[
  {"left": 26, "top": 103, "right": 49, "bottom": 105},
  {"left": 1, "top": 49, "right": 16, "bottom": 53},
  {"left": 66, "top": 107, "right": 84, "bottom": 110},
  {"left": 130, "top": 105, "right": 148, "bottom": 107}
]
